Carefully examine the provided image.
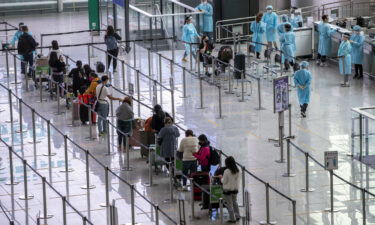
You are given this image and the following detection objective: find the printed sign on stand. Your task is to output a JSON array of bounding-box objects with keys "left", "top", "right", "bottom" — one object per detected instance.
[
  {"left": 324, "top": 151, "right": 338, "bottom": 170},
  {"left": 128, "top": 83, "right": 134, "bottom": 96},
  {"left": 273, "top": 76, "right": 289, "bottom": 113}
]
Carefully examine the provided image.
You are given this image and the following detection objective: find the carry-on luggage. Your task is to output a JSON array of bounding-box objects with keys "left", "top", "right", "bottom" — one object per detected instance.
[
  {"left": 140, "top": 130, "right": 156, "bottom": 158},
  {"left": 72, "top": 99, "right": 80, "bottom": 121},
  {"left": 234, "top": 53, "right": 246, "bottom": 79},
  {"left": 191, "top": 172, "right": 210, "bottom": 201},
  {"left": 96, "top": 62, "right": 105, "bottom": 73},
  {"left": 129, "top": 119, "right": 144, "bottom": 147}
]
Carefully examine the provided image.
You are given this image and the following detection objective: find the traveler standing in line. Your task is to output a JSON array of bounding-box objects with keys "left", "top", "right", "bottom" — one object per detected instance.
[
  {"left": 178, "top": 129, "right": 199, "bottom": 187},
  {"left": 48, "top": 40, "right": 63, "bottom": 60},
  {"left": 193, "top": 134, "right": 211, "bottom": 172},
  {"left": 158, "top": 117, "right": 180, "bottom": 167},
  {"left": 151, "top": 104, "right": 172, "bottom": 133},
  {"left": 68, "top": 60, "right": 85, "bottom": 96},
  {"left": 116, "top": 97, "right": 134, "bottom": 150},
  {"left": 250, "top": 13, "right": 265, "bottom": 59},
  {"left": 293, "top": 61, "right": 311, "bottom": 118},
  {"left": 195, "top": 0, "right": 213, "bottom": 39},
  {"left": 262, "top": 5, "right": 278, "bottom": 50},
  {"left": 104, "top": 25, "right": 122, "bottom": 73},
  {"left": 182, "top": 16, "right": 200, "bottom": 62},
  {"left": 338, "top": 33, "right": 352, "bottom": 87},
  {"left": 84, "top": 72, "right": 100, "bottom": 95},
  {"left": 95, "top": 75, "right": 122, "bottom": 136},
  {"left": 17, "top": 26, "right": 38, "bottom": 78},
  {"left": 317, "top": 15, "right": 337, "bottom": 67},
  {"left": 220, "top": 156, "right": 241, "bottom": 223},
  {"left": 350, "top": 25, "right": 365, "bottom": 80}
]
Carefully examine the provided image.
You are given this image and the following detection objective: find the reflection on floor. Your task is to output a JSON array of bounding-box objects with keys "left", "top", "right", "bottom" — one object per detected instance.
[{"left": 0, "top": 11, "right": 375, "bottom": 225}]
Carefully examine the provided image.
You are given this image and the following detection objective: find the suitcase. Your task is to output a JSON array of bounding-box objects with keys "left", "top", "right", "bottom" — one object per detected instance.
[
  {"left": 234, "top": 53, "right": 246, "bottom": 79},
  {"left": 129, "top": 119, "right": 144, "bottom": 147},
  {"left": 191, "top": 172, "right": 210, "bottom": 201},
  {"left": 140, "top": 130, "right": 156, "bottom": 158},
  {"left": 79, "top": 104, "right": 89, "bottom": 123},
  {"left": 96, "top": 62, "right": 105, "bottom": 73},
  {"left": 72, "top": 99, "right": 80, "bottom": 121}
]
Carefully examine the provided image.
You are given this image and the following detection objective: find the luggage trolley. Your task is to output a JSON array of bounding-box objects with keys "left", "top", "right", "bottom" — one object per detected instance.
[{"left": 201, "top": 176, "right": 223, "bottom": 216}]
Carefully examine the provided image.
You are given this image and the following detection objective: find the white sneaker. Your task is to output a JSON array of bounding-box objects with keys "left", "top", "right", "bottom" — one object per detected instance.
[{"left": 340, "top": 82, "right": 350, "bottom": 87}]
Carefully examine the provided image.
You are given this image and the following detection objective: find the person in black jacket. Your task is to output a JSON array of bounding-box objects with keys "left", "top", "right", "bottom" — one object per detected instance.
[
  {"left": 104, "top": 25, "right": 122, "bottom": 72},
  {"left": 17, "top": 26, "right": 37, "bottom": 78},
  {"left": 151, "top": 104, "right": 172, "bottom": 133},
  {"left": 68, "top": 60, "right": 86, "bottom": 96}
]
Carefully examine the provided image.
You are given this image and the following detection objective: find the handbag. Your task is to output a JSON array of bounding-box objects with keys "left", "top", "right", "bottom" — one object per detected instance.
[
  {"left": 176, "top": 151, "right": 183, "bottom": 160},
  {"left": 264, "top": 49, "right": 271, "bottom": 58},
  {"left": 93, "top": 85, "right": 105, "bottom": 112},
  {"left": 274, "top": 54, "right": 282, "bottom": 64}
]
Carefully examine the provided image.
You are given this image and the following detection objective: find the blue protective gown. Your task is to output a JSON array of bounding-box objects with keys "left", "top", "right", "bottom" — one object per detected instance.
[
  {"left": 350, "top": 33, "right": 365, "bottom": 65},
  {"left": 338, "top": 40, "right": 352, "bottom": 75},
  {"left": 280, "top": 31, "right": 296, "bottom": 63},
  {"left": 195, "top": 2, "right": 213, "bottom": 33},
  {"left": 294, "top": 69, "right": 312, "bottom": 105},
  {"left": 291, "top": 15, "right": 303, "bottom": 28},
  {"left": 277, "top": 22, "right": 293, "bottom": 35},
  {"left": 182, "top": 23, "right": 199, "bottom": 54},
  {"left": 318, "top": 22, "right": 336, "bottom": 56},
  {"left": 10, "top": 30, "right": 23, "bottom": 46},
  {"left": 250, "top": 21, "right": 265, "bottom": 53},
  {"left": 261, "top": 12, "right": 278, "bottom": 42}
]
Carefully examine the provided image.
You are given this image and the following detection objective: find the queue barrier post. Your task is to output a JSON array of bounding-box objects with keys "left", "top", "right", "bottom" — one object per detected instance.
[
  {"left": 19, "top": 159, "right": 34, "bottom": 200},
  {"left": 100, "top": 166, "right": 110, "bottom": 207},
  {"left": 5, "top": 147, "right": 19, "bottom": 186},
  {"left": 40, "top": 177, "right": 53, "bottom": 221},
  {"left": 60, "top": 134, "right": 74, "bottom": 173},
  {"left": 80, "top": 150, "right": 96, "bottom": 190},
  {"left": 43, "top": 120, "right": 56, "bottom": 156},
  {"left": 121, "top": 135, "right": 133, "bottom": 171},
  {"left": 259, "top": 183, "right": 276, "bottom": 225},
  {"left": 300, "top": 152, "right": 315, "bottom": 192}
]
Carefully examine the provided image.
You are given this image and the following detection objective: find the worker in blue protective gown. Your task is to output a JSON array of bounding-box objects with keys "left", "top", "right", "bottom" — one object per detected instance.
[
  {"left": 279, "top": 23, "right": 296, "bottom": 71},
  {"left": 250, "top": 13, "right": 265, "bottom": 59},
  {"left": 350, "top": 25, "right": 365, "bottom": 79},
  {"left": 290, "top": 7, "right": 303, "bottom": 28},
  {"left": 338, "top": 33, "right": 352, "bottom": 87},
  {"left": 293, "top": 61, "right": 311, "bottom": 118},
  {"left": 262, "top": 5, "right": 278, "bottom": 49},
  {"left": 317, "top": 15, "right": 337, "bottom": 66},
  {"left": 277, "top": 15, "right": 292, "bottom": 35},
  {"left": 195, "top": 0, "right": 213, "bottom": 40},
  {"left": 10, "top": 22, "right": 24, "bottom": 46},
  {"left": 182, "top": 16, "right": 200, "bottom": 62}
]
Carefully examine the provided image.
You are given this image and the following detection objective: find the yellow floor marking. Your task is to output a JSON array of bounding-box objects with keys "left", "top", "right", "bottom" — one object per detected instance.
[
  {"left": 247, "top": 131, "right": 261, "bottom": 139},
  {"left": 207, "top": 119, "right": 219, "bottom": 127}
]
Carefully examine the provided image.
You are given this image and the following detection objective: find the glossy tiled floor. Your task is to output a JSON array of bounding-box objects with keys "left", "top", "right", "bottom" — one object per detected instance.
[{"left": 1, "top": 12, "right": 375, "bottom": 225}]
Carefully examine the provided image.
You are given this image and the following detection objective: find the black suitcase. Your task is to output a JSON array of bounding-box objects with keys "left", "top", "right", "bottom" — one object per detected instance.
[
  {"left": 79, "top": 104, "right": 89, "bottom": 123},
  {"left": 96, "top": 62, "right": 105, "bottom": 73},
  {"left": 234, "top": 53, "right": 246, "bottom": 79}
]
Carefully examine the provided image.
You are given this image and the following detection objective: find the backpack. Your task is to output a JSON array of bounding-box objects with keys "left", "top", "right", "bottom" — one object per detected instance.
[
  {"left": 144, "top": 117, "right": 153, "bottom": 132},
  {"left": 96, "top": 62, "right": 105, "bottom": 73},
  {"left": 49, "top": 51, "right": 59, "bottom": 68},
  {"left": 218, "top": 46, "right": 233, "bottom": 62},
  {"left": 105, "top": 35, "right": 118, "bottom": 51},
  {"left": 208, "top": 146, "right": 220, "bottom": 166},
  {"left": 17, "top": 33, "right": 37, "bottom": 55}
]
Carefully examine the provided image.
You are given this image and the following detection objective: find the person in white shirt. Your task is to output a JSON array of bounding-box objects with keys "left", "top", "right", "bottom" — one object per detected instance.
[
  {"left": 96, "top": 75, "right": 122, "bottom": 136},
  {"left": 221, "top": 156, "right": 241, "bottom": 222},
  {"left": 178, "top": 129, "right": 199, "bottom": 187}
]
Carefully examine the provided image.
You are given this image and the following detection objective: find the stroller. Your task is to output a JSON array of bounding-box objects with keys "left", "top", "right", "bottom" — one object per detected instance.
[{"left": 215, "top": 46, "right": 233, "bottom": 76}]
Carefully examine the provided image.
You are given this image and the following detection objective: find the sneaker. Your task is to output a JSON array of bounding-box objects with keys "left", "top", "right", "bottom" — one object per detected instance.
[
  {"left": 340, "top": 82, "right": 350, "bottom": 87},
  {"left": 353, "top": 74, "right": 359, "bottom": 79},
  {"left": 99, "top": 132, "right": 105, "bottom": 136},
  {"left": 182, "top": 58, "right": 188, "bottom": 62},
  {"left": 356, "top": 75, "right": 363, "bottom": 80},
  {"left": 113, "top": 69, "right": 117, "bottom": 73},
  {"left": 301, "top": 112, "right": 306, "bottom": 118}
]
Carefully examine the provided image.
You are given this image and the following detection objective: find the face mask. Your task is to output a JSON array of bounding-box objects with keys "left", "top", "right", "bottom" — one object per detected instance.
[
  {"left": 356, "top": 31, "right": 360, "bottom": 35},
  {"left": 267, "top": 10, "right": 272, "bottom": 13}
]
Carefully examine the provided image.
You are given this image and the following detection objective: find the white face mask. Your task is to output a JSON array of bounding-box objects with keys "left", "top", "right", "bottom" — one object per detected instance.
[{"left": 267, "top": 10, "right": 272, "bottom": 13}]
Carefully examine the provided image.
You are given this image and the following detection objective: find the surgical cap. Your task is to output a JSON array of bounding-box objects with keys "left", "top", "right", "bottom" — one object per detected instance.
[
  {"left": 353, "top": 25, "right": 361, "bottom": 31},
  {"left": 300, "top": 61, "right": 309, "bottom": 68},
  {"left": 266, "top": 5, "right": 273, "bottom": 10},
  {"left": 281, "top": 15, "right": 288, "bottom": 22}
]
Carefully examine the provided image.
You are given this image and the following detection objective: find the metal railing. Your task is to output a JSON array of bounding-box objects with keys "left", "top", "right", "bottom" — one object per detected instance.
[{"left": 0, "top": 82, "right": 179, "bottom": 225}]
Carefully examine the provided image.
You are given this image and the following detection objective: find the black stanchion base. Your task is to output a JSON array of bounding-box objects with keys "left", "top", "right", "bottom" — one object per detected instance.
[
  {"left": 28, "top": 140, "right": 42, "bottom": 144},
  {"left": 59, "top": 168, "right": 74, "bottom": 173},
  {"left": 5, "top": 119, "right": 18, "bottom": 123},
  {"left": 99, "top": 203, "right": 109, "bottom": 207},
  {"left": 196, "top": 107, "right": 206, "bottom": 110},
  {"left": 121, "top": 167, "right": 133, "bottom": 171},
  {"left": 43, "top": 152, "right": 57, "bottom": 156},
  {"left": 54, "top": 111, "right": 66, "bottom": 115},
  {"left": 5, "top": 181, "right": 19, "bottom": 186},
  {"left": 36, "top": 99, "right": 47, "bottom": 103},
  {"left": 15, "top": 130, "right": 27, "bottom": 133},
  {"left": 179, "top": 95, "right": 189, "bottom": 99},
  {"left": 142, "top": 182, "right": 157, "bottom": 187},
  {"left": 324, "top": 208, "right": 340, "bottom": 213},
  {"left": 85, "top": 137, "right": 97, "bottom": 141},
  {"left": 163, "top": 198, "right": 176, "bottom": 204},
  {"left": 282, "top": 173, "right": 296, "bottom": 177},
  {"left": 216, "top": 116, "right": 225, "bottom": 119},
  {"left": 0, "top": 109, "right": 5, "bottom": 112},
  {"left": 275, "top": 159, "right": 286, "bottom": 163},
  {"left": 255, "top": 107, "right": 266, "bottom": 110},
  {"left": 39, "top": 214, "right": 54, "bottom": 219}
]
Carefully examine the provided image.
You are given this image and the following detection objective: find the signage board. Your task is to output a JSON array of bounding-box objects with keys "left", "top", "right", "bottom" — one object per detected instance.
[
  {"left": 113, "top": 0, "right": 125, "bottom": 7},
  {"left": 273, "top": 76, "right": 289, "bottom": 113},
  {"left": 88, "top": 0, "right": 100, "bottom": 30},
  {"left": 324, "top": 151, "right": 338, "bottom": 170}
]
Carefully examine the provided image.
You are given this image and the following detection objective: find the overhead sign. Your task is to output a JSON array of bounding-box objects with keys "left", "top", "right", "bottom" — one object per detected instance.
[
  {"left": 88, "top": 0, "right": 100, "bottom": 30},
  {"left": 113, "top": 0, "right": 125, "bottom": 7},
  {"left": 273, "top": 76, "right": 289, "bottom": 113},
  {"left": 324, "top": 151, "right": 338, "bottom": 170}
]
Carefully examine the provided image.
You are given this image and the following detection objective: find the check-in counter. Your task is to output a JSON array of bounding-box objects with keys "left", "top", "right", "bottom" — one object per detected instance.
[
  {"left": 314, "top": 21, "right": 375, "bottom": 77},
  {"left": 293, "top": 27, "right": 313, "bottom": 57}
]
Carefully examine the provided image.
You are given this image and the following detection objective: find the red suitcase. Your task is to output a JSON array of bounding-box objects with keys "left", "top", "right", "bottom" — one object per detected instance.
[{"left": 191, "top": 172, "right": 210, "bottom": 201}]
